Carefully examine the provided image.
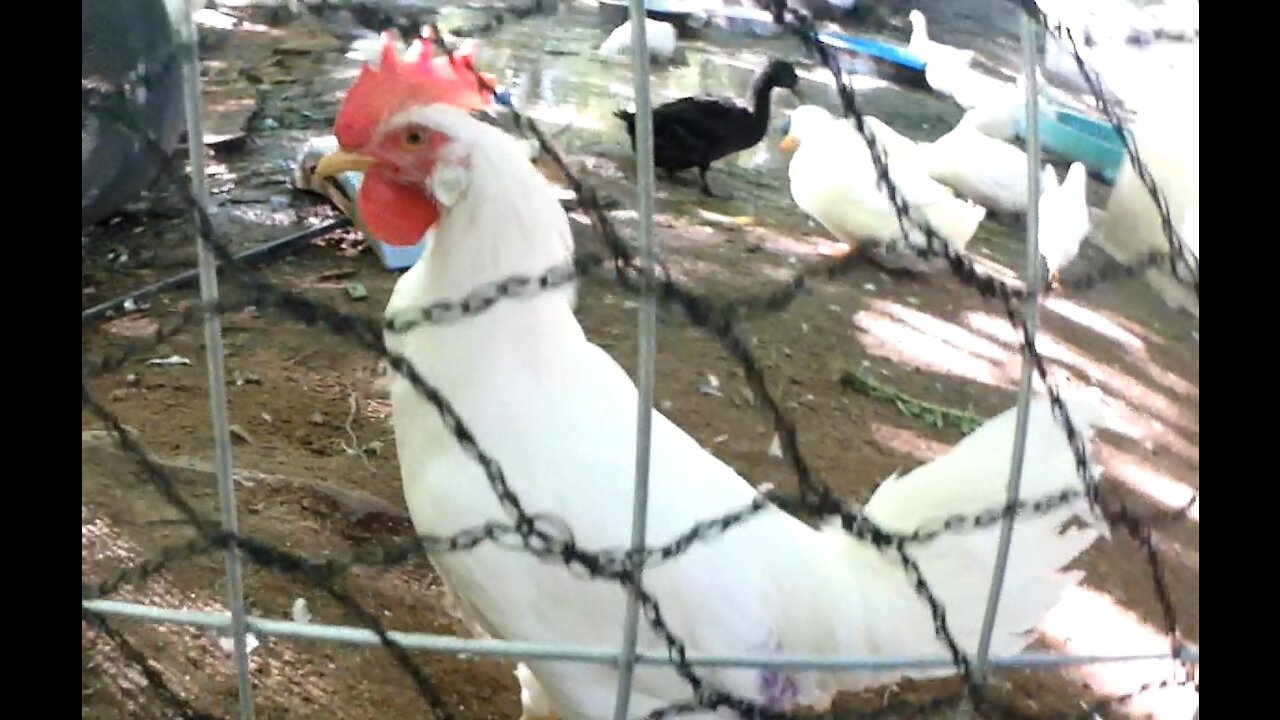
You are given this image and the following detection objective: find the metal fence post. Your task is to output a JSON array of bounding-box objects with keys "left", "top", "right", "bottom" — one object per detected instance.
[
  {"left": 613, "top": 2, "right": 659, "bottom": 718},
  {"left": 957, "top": 12, "right": 1044, "bottom": 719},
  {"left": 176, "top": 1, "right": 255, "bottom": 716}
]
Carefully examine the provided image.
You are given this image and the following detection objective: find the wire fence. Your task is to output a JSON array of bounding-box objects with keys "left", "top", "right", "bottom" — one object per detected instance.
[{"left": 81, "top": 0, "right": 1199, "bottom": 718}]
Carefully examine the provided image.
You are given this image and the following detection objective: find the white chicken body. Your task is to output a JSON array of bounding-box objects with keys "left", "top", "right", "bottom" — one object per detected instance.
[{"left": 383, "top": 104, "right": 1106, "bottom": 718}]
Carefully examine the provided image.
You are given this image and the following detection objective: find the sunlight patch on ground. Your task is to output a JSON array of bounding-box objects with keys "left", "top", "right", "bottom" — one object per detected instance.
[
  {"left": 1042, "top": 297, "right": 1147, "bottom": 358},
  {"left": 964, "top": 311, "right": 1197, "bottom": 437},
  {"left": 1041, "top": 298, "right": 1197, "bottom": 400},
  {"left": 869, "top": 422, "right": 952, "bottom": 463},
  {"left": 1039, "top": 585, "right": 1198, "bottom": 720},
  {"left": 854, "top": 299, "right": 1017, "bottom": 388},
  {"left": 1097, "top": 444, "right": 1199, "bottom": 521}
]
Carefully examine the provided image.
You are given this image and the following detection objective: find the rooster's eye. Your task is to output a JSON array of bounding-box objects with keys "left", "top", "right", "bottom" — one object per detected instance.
[{"left": 405, "top": 130, "right": 426, "bottom": 146}]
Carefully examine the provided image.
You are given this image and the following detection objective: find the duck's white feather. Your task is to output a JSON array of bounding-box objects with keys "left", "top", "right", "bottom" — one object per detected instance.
[
  {"left": 785, "top": 106, "right": 985, "bottom": 254},
  {"left": 907, "top": 9, "right": 976, "bottom": 67},
  {"left": 921, "top": 124, "right": 1033, "bottom": 214}
]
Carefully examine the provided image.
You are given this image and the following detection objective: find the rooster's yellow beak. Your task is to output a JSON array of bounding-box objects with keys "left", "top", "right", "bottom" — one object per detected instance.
[
  {"left": 313, "top": 150, "right": 376, "bottom": 179},
  {"left": 778, "top": 135, "right": 799, "bottom": 153}
]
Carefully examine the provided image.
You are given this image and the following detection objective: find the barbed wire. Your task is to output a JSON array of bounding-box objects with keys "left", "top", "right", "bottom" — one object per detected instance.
[{"left": 81, "top": 3, "right": 1197, "bottom": 718}]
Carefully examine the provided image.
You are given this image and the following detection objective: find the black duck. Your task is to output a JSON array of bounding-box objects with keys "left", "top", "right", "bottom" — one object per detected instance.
[{"left": 615, "top": 58, "right": 801, "bottom": 198}]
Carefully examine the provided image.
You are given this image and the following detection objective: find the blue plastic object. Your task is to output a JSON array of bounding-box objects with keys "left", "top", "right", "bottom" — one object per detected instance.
[
  {"left": 374, "top": 236, "right": 429, "bottom": 271},
  {"left": 816, "top": 32, "right": 926, "bottom": 71},
  {"left": 1014, "top": 105, "right": 1126, "bottom": 184},
  {"left": 815, "top": 32, "right": 929, "bottom": 90},
  {"left": 346, "top": 189, "right": 430, "bottom": 271}
]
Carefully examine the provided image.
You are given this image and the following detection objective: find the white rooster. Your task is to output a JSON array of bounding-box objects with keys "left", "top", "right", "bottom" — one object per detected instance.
[{"left": 314, "top": 35, "right": 1111, "bottom": 719}]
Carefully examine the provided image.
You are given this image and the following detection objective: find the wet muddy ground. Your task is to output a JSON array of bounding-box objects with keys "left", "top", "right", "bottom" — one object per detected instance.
[{"left": 82, "top": 2, "right": 1198, "bottom": 718}]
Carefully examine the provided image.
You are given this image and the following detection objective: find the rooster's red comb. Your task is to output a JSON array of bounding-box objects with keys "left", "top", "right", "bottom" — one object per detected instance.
[{"left": 334, "top": 30, "right": 497, "bottom": 149}]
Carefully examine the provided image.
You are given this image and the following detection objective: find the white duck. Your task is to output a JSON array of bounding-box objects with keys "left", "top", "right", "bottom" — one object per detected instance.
[
  {"left": 1037, "top": 162, "right": 1091, "bottom": 287},
  {"left": 863, "top": 115, "right": 927, "bottom": 169},
  {"left": 780, "top": 105, "right": 986, "bottom": 257},
  {"left": 955, "top": 99, "right": 1019, "bottom": 143},
  {"left": 598, "top": 18, "right": 679, "bottom": 62},
  {"left": 953, "top": 72, "right": 1061, "bottom": 143},
  {"left": 907, "top": 9, "right": 976, "bottom": 66},
  {"left": 1042, "top": 30, "right": 1122, "bottom": 106},
  {"left": 924, "top": 53, "right": 1023, "bottom": 111},
  {"left": 918, "top": 122, "right": 1032, "bottom": 215}
]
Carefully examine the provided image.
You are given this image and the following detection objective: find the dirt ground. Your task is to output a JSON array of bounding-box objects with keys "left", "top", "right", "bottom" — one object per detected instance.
[{"left": 82, "top": 3, "right": 1198, "bottom": 719}]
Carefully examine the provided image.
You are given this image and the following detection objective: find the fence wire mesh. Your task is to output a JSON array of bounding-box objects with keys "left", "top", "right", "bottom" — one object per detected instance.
[{"left": 82, "top": 1, "right": 1199, "bottom": 718}]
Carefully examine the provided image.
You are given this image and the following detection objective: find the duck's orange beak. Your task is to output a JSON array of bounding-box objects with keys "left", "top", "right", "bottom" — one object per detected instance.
[{"left": 778, "top": 135, "right": 799, "bottom": 153}]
